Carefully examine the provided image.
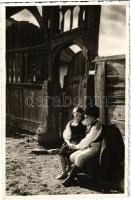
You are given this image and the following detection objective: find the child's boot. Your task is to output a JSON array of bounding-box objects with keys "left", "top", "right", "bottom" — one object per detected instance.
[{"left": 63, "top": 165, "right": 80, "bottom": 186}]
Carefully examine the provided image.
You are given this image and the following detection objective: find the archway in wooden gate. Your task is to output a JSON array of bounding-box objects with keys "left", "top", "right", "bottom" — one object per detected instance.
[
  {"left": 6, "top": 5, "right": 101, "bottom": 147},
  {"left": 52, "top": 40, "right": 95, "bottom": 136}
]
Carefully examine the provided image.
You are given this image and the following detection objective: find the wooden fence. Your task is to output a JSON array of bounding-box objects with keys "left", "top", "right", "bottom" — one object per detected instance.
[{"left": 6, "top": 44, "right": 51, "bottom": 133}]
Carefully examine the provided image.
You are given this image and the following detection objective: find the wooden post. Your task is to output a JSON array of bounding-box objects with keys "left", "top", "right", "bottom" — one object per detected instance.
[
  {"left": 39, "top": 50, "right": 44, "bottom": 83},
  {"left": 61, "top": 12, "right": 65, "bottom": 33},
  {"left": 10, "top": 53, "right": 13, "bottom": 83},
  {"left": 15, "top": 52, "right": 19, "bottom": 82},
  {"left": 70, "top": 8, "right": 73, "bottom": 30},
  {"left": 19, "top": 52, "right": 23, "bottom": 83},
  {"left": 78, "top": 6, "right": 84, "bottom": 27},
  {"left": 6, "top": 53, "right": 9, "bottom": 83},
  {"left": 95, "top": 61, "right": 106, "bottom": 124},
  {"left": 24, "top": 52, "right": 28, "bottom": 82}
]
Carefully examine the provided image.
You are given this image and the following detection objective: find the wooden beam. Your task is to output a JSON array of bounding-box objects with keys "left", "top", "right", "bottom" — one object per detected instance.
[
  {"left": 27, "top": 7, "right": 47, "bottom": 38},
  {"left": 7, "top": 43, "right": 47, "bottom": 52},
  {"left": 95, "top": 61, "right": 106, "bottom": 124},
  {"left": 93, "top": 54, "right": 125, "bottom": 62}
]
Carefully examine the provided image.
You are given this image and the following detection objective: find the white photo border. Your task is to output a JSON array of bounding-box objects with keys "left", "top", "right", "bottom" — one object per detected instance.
[{"left": 0, "top": 1, "right": 130, "bottom": 200}]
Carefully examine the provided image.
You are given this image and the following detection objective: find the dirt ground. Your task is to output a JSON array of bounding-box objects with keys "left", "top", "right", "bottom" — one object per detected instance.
[{"left": 6, "top": 133, "right": 123, "bottom": 196}]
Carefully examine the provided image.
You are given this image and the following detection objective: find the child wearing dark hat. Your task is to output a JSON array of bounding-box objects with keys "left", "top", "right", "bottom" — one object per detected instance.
[
  {"left": 57, "top": 107, "right": 86, "bottom": 180},
  {"left": 63, "top": 106, "right": 103, "bottom": 186}
]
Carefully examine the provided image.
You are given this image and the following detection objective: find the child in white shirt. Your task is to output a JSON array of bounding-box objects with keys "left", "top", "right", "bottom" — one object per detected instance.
[
  {"left": 63, "top": 106, "right": 103, "bottom": 186},
  {"left": 57, "top": 107, "right": 86, "bottom": 180}
]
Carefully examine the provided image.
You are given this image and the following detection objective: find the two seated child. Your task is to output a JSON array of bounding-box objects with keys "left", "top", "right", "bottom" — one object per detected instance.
[{"left": 57, "top": 106, "right": 102, "bottom": 187}]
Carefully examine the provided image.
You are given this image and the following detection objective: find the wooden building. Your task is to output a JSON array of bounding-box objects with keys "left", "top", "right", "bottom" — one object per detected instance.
[
  {"left": 94, "top": 55, "right": 125, "bottom": 140},
  {"left": 6, "top": 6, "right": 125, "bottom": 147}
]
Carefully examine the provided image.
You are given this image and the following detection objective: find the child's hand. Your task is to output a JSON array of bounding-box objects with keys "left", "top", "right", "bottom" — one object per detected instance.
[
  {"left": 69, "top": 144, "right": 77, "bottom": 149},
  {"left": 68, "top": 143, "right": 73, "bottom": 148}
]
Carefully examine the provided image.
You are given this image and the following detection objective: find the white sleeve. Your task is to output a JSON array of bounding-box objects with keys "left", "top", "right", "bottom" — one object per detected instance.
[
  {"left": 63, "top": 123, "right": 71, "bottom": 140},
  {"left": 75, "top": 125, "right": 102, "bottom": 149}
]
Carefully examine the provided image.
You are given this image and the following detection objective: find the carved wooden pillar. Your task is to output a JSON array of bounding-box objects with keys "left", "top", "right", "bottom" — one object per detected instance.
[
  {"left": 70, "top": 8, "right": 73, "bottom": 30},
  {"left": 42, "top": 6, "right": 49, "bottom": 40},
  {"left": 53, "top": 7, "right": 60, "bottom": 34},
  {"left": 61, "top": 11, "right": 65, "bottom": 32},
  {"left": 78, "top": 6, "right": 84, "bottom": 27},
  {"left": 87, "top": 6, "right": 101, "bottom": 59}
]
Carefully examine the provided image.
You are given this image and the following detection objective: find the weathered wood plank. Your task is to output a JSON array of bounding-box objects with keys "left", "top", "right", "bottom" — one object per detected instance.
[
  {"left": 7, "top": 83, "right": 43, "bottom": 88},
  {"left": 19, "top": 88, "right": 23, "bottom": 118},
  {"left": 6, "top": 88, "right": 9, "bottom": 115},
  {"left": 93, "top": 54, "right": 125, "bottom": 62},
  {"left": 31, "top": 89, "right": 43, "bottom": 123},
  {"left": 15, "top": 53, "right": 19, "bottom": 82},
  {"left": 23, "top": 88, "right": 28, "bottom": 120},
  {"left": 13, "top": 87, "right": 19, "bottom": 117},
  {"left": 39, "top": 51, "right": 44, "bottom": 82},
  {"left": 18, "top": 52, "right": 22, "bottom": 82},
  {"left": 6, "top": 54, "right": 9, "bottom": 83},
  {"left": 19, "top": 87, "right": 23, "bottom": 119},
  {"left": 10, "top": 87, "right": 13, "bottom": 115},
  {"left": 17, "top": 88, "right": 20, "bottom": 118},
  {"left": 106, "top": 97, "right": 125, "bottom": 106},
  {"left": 6, "top": 87, "right": 10, "bottom": 115},
  {"left": 10, "top": 54, "right": 14, "bottom": 83},
  {"left": 28, "top": 52, "right": 32, "bottom": 82},
  {"left": 106, "top": 75, "right": 125, "bottom": 85},
  {"left": 34, "top": 51, "right": 39, "bottom": 82},
  {"left": 24, "top": 52, "right": 28, "bottom": 82},
  {"left": 95, "top": 61, "right": 106, "bottom": 124},
  {"left": 7, "top": 43, "right": 47, "bottom": 53},
  {"left": 106, "top": 87, "right": 125, "bottom": 97}
]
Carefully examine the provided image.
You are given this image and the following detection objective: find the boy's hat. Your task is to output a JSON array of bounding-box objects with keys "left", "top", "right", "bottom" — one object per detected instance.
[
  {"left": 84, "top": 106, "right": 99, "bottom": 119},
  {"left": 73, "top": 107, "right": 84, "bottom": 114}
]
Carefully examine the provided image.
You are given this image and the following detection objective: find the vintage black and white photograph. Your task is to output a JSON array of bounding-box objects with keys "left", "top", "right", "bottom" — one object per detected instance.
[{"left": 5, "top": 1, "right": 128, "bottom": 197}]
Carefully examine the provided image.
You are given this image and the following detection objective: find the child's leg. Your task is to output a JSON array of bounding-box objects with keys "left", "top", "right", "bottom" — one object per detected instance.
[
  {"left": 70, "top": 150, "right": 81, "bottom": 164},
  {"left": 65, "top": 157, "right": 71, "bottom": 172},
  {"left": 57, "top": 155, "right": 68, "bottom": 179},
  {"left": 74, "top": 147, "right": 99, "bottom": 167}
]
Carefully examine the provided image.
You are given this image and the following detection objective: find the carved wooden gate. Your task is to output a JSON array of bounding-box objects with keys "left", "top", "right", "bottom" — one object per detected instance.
[{"left": 6, "top": 5, "right": 101, "bottom": 147}]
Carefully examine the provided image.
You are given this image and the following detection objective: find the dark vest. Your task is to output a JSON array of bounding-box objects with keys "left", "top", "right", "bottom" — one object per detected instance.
[{"left": 69, "top": 121, "right": 86, "bottom": 144}]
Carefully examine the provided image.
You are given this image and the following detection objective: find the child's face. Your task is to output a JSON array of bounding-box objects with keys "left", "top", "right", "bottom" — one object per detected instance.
[
  {"left": 84, "top": 114, "right": 96, "bottom": 125},
  {"left": 73, "top": 111, "right": 83, "bottom": 123}
]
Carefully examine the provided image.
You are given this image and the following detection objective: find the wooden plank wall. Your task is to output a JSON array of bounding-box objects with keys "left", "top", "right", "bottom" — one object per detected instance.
[
  {"left": 106, "top": 58, "right": 125, "bottom": 138},
  {"left": 95, "top": 61, "right": 106, "bottom": 124},
  {"left": 6, "top": 46, "right": 48, "bottom": 133},
  {"left": 6, "top": 84, "right": 43, "bottom": 133},
  {"left": 94, "top": 55, "right": 125, "bottom": 139},
  {"left": 6, "top": 20, "right": 58, "bottom": 135}
]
